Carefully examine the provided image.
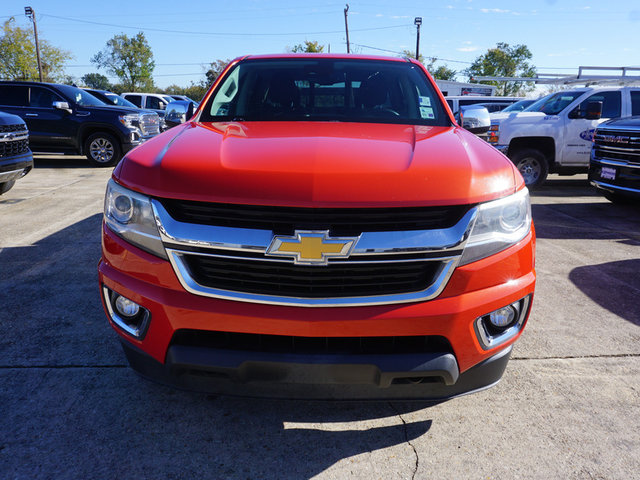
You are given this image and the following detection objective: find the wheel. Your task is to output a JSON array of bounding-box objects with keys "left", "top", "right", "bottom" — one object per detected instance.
[
  {"left": 510, "top": 148, "right": 549, "bottom": 189},
  {"left": 84, "top": 132, "right": 122, "bottom": 167},
  {"left": 0, "top": 180, "right": 16, "bottom": 195},
  {"left": 603, "top": 191, "right": 633, "bottom": 205}
]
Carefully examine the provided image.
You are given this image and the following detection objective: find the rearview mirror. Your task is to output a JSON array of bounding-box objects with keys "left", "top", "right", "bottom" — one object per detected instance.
[
  {"left": 458, "top": 105, "right": 490, "bottom": 134},
  {"left": 585, "top": 101, "right": 603, "bottom": 120},
  {"left": 164, "top": 100, "right": 194, "bottom": 128},
  {"left": 53, "top": 101, "right": 71, "bottom": 113}
]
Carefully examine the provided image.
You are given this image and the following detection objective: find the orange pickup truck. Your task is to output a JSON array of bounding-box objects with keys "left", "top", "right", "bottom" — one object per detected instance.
[{"left": 98, "top": 54, "right": 536, "bottom": 399}]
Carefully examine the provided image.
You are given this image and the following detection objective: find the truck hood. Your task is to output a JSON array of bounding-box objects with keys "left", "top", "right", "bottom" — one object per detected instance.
[
  {"left": 117, "top": 121, "right": 520, "bottom": 207},
  {"left": 491, "top": 111, "right": 547, "bottom": 125}
]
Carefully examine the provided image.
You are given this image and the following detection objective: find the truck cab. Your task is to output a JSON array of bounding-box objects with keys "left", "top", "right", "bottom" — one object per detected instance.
[{"left": 488, "top": 86, "right": 640, "bottom": 187}]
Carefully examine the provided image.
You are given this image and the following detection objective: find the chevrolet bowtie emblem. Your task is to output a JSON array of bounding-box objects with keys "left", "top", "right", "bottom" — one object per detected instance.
[{"left": 266, "top": 230, "right": 360, "bottom": 265}]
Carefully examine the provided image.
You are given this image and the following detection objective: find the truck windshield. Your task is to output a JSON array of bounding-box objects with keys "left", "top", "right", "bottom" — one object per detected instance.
[
  {"left": 201, "top": 58, "right": 450, "bottom": 126},
  {"left": 524, "top": 91, "right": 584, "bottom": 115}
]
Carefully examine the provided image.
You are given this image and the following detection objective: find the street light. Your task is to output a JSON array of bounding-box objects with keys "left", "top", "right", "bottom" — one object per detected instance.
[
  {"left": 414, "top": 17, "right": 422, "bottom": 61},
  {"left": 24, "top": 6, "right": 43, "bottom": 82}
]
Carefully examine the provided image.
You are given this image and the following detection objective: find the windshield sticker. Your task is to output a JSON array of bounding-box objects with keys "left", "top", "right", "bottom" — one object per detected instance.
[
  {"left": 579, "top": 129, "right": 596, "bottom": 141},
  {"left": 420, "top": 107, "right": 434, "bottom": 119},
  {"left": 419, "top": 96, "right": 431, "bottom": 107}
]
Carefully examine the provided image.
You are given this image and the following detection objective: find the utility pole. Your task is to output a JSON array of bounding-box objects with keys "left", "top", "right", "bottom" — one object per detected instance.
[
  {"left": 24, "top": 6, "right": 43, "bottom": 82},
  {"left": 414, "top": 17, "right": 422, "bottom": 61},
  {"left": 344, "top": 4, "right": 350, "bottom": 54}
]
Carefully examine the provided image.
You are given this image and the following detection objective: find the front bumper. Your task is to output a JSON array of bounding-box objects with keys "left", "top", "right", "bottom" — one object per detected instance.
[
  {"left": 494, "top": 144, "right": 509, "bottom": 154},
  {"left": 120, "top": 338, "right": 513, "bottom": 400},
  {"left": 589, "top": 159, "right": 640, "bottom": 197},
  {"left": 99, "top": 224, "right": 535, "bottom": 399},
  {"left": 0, "top": 151, "right": 33, "bottom": 183}
]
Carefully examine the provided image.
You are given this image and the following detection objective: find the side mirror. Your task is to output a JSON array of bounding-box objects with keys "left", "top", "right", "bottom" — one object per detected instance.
[
  {"left": 585, "top": 101, "right": 602, "bottom": 120},
  {"left": 164, "top": 100, "right": 192, "bottom": 128},
  {"left": 53, "top": 101, "right": 71, "bottom": 113},
  {"left": 458, "top": 105, "right": 490, "bottom": 134}
]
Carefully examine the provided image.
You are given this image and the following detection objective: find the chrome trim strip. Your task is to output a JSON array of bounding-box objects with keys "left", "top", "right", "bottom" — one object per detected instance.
[
  {"left": 152, "top": 200, "right": 477, "bottom": 256},
  {"left": 591, "top": 180, "right": 640, "bottom": 194},
  {"left": 0, "top": 168, "right": 27, "bottom": 182},
  {"left": 166, "top": 248, "right": 460, "bottom": 307},
  {"left": 594, "top": 144, "right": 640, "bottom": 153},
  {"left": 594, "top": 158, "right": 640, "bottom": 169},
  {"left": 0, "top": 132, "right": 29, "bottom": 143}
]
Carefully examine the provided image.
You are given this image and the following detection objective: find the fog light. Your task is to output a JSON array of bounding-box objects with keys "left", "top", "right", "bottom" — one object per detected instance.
[
  {"left": 474, "top": 295, "right": 532, "bottom": 350},
  {"left": 115, "top": 295, "right": 140, "bottom": 317},
  {"left": 102, "top": 286, "right": 150, "bottom": 339},
  {"left": 489, "top": 306, "right": 516, "bottom": 327}
]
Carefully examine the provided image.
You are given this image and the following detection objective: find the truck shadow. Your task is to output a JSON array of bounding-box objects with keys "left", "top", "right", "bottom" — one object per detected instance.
[
  {"left": 0, "top": 214, "right": 441, "bottom": 478},
  {"left": 569, "top": 259, "right": 640, "bottom": 327},
  {"left": 532, "top": 201, "right": 640, "bottom": 242}
]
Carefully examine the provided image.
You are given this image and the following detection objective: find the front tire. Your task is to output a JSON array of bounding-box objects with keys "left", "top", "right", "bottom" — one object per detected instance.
[
  {"left": 510, "top": 148, "right": 549, "bottom": 189},
  {"left": 0, "top": 180, "right": 16, "bottom": 195},
  {"left": 84, "top": 132, "right": 122, "bottom": 167}
]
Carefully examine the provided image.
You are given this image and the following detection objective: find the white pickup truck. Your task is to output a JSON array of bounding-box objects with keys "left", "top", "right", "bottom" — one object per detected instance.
[{"left": 487, "top": 86, "right": 640, "bottom": 187}]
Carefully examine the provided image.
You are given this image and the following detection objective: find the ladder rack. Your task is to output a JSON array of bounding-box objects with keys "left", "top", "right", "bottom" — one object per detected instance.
[{"left": 471, "top": 66, "right": 640, "bottom": 86}]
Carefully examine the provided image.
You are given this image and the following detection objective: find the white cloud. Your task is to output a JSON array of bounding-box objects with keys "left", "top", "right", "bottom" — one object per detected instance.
[
  {"left": 391, "top": 15, "right": 410, "bottom": 19},
  {"left": 480, "top": 8, "right": 510, "bottom": 13},
  {"left": 457, "top": 46, "right": 479, "bottom": 52}
]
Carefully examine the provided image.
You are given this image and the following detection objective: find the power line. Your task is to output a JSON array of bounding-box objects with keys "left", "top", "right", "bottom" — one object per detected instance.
[{"left": 40, "top": 13, "right": 408, "bottom": 37}]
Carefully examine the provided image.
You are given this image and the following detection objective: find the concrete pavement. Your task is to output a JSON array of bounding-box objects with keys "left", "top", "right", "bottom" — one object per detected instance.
[{"left": 1, "top": 158, "right": 638, "bottom": 479}]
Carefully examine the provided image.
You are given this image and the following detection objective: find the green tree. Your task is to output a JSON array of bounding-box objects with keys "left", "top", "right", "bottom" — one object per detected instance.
[
  {"left": 0, "top": 18, "right": 72, "bottom": 81},
  {"left": 424, "top": 57, "right": 457, "bottom": 81},
  {"left": 465, "top": 42, "right": 536, "bottom": 96},
  {"left": 289, "top": 41, "right": 324, "bottom": 53},
  {"left": 431, "top": 65, "right": 457, "bottom": 81},
  {"left": 163, "top": 83, "right": 207, "bottom": 102},
  {"left": 81, "top": 72, "right": 111, "bottom": 90},
  {"left": 91, "top": 32, "right": 155, "bottom": 92},
  {"left": 205, "top": 59, "right": 232, "bottom": 85},
  {"left": 401, "top": 50, "right": 425, "bottom": 64}
]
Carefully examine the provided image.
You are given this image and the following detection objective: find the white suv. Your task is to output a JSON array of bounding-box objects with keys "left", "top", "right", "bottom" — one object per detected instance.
[{"left": 121, "top": 93, "right": 174, "bottom": 116}]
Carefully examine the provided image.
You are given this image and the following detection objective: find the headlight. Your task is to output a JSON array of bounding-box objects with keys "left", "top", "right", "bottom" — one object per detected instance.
[
  {"left": 460, "top": 188, "right": 531, "bottom": 265},
  {"left": 119, "top": 113, "right": 142, "bottom": 130},
  {"left": 104, "top": 179, "right": 167, "bottom": 259}
]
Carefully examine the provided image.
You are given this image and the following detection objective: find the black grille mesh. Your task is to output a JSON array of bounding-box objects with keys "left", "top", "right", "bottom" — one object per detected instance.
[
  {"left": 183, "top": 254, "right": 441, "bottom": 298},
  {"left": 0, "top": 138, "right": 29, "bottom": 158},
  {"left": 159, "top": 199, "right": 470, "bottom": 236},
  {"left": 171, "top": 329, "right": 453, "bottom": 355},
  {"left": 0, "top": 124, "right": 27, "bottom": 133}
]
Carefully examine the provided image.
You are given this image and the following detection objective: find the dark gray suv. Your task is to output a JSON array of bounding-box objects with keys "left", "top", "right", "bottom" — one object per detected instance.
[{"left": 0, "top": 110, "right": 33, "bottom": 195}]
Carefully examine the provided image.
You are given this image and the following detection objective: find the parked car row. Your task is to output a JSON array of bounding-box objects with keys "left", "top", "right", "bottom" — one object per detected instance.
[
  {"left": 0, "top": 81, "right": 163, "bottom": 167},
  {"left": 487, "top": 86, "right": 640, "bottom": 188}
]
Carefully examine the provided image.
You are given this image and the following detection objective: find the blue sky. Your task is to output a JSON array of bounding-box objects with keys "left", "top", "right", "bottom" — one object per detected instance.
[{"left": 2, "top": 0, "right": 639, "bottom": 89}]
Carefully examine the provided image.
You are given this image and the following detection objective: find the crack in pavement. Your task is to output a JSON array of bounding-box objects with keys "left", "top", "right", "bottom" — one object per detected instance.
[
  {"left": 388, "top": 401, "right": 419, "bottom": 480},
  {"left": 512, "top": 353, "right": 640, "bottom": 361}
]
